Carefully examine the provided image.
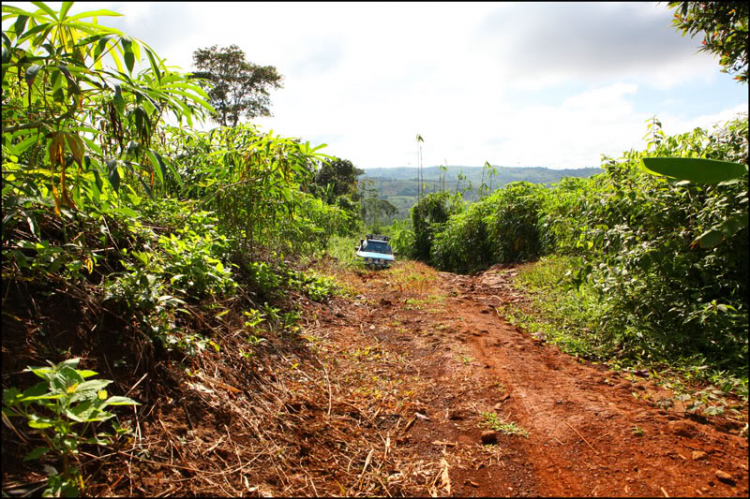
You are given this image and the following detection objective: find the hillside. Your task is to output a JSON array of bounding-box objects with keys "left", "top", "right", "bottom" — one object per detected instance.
[
  {"left": 360, "top": 166, "right": 602, "bottom": 218},
  {"left": 363, "top": 165, "right": 602, "bottom": 182}
]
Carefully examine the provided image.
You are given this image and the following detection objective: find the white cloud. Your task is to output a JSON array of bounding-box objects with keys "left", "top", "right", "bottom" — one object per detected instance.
[
  {"left": 476, "top": 2, "right": 720, "bottom": 89},
  {"left": 663, "top": 103, "right": 749, "bottom": 136},
  {"left": 9, "top": 1, "right": 748, "bottom": 169}
]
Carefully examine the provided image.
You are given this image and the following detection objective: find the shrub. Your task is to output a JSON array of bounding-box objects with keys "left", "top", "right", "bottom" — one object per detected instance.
[{"left": 2, "top": 359, "right": 138, "bottom": 497}]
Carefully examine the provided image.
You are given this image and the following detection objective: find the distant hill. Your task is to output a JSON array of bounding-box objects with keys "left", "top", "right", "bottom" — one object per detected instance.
[
  {"left": 363, "top": 165, "right": 602, "bottom": 182},
  {"left": 360, "top": 165, "right": 602, "bottom": 219}
]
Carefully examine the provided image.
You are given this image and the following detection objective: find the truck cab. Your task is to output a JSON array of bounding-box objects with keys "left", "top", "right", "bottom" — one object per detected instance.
[{"left": 355, "top": 234, "right": 395, "bottom": 269}]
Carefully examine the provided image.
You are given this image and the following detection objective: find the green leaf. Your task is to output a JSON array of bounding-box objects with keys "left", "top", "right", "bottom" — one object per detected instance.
[
  {"left": 121, "top": 36, "right": 134, "bottom": 73},
  {"left": 640, "top": 157, "right": 747, "bottom": 184},
  {"left": 66, "top": 400, "right": 113, "bottom": 422},
  {"left": 102, "top": 395, "right": 139, "bottom": 407},
  {"left": 59, "top": 2, "right": 73, "bottom": 19},
  {"left": 28, "top": 419, "right": 54, "bottom": 429},
  {"left": 719, "top": 213, "right": 748, "bottom": 237},
  {"left": 144, "top": 47, "right": 161, "bottom": 82},
  {"left": 18, "top": 381, "right": 51, "bottom": 401},
  {"left": 25, "top": 64, "right": 42, "bottom": 86},
  {"left": 14, "top": 14, "right": 29, "bottom": 37},
  {"left": 146, "top": 149, "right": 167, "bottom": 185},
  {"left": 113, "top": 84, "right": 125, "bottom": 115},
  {"left": 65, "top": 9, "right": 123, "bottom": 22},
  {"left": 75, "top": 379, "right": 112, "bottom": 393},
  {"left": 111, "top": 206, "right": 138, "bottom": 218},
  {"left": 695, "top": 229, "right": 723, "bottom": 248},
  {"left": 2, "top": 387, "right": 22, "bottom": 405},
  {"left": 17, "top": 23, "right": 53, "bottom": 44},
  {"left": 24, "top": 447, "right": 49, "bottom": 461},
  {"left": 106, "top": 158, "right": 120, "bottom": 192},
  {"left": 59, "top": 358, "right": 81, "bottom": 369},
  {"left": 50, "top": 366, "right": 83, "bottom": 393},
  {"left": 137, "top": 175, "right": 154, "bottom": 200},
  {"left": 27, "top": 367, "right": 54, "bottom": 381},
  {"left": 31, "top": 2, "right": 59, "bottom": 21},
  {"left": 82, "top": 436, "right": 112, "bottom": 446}
]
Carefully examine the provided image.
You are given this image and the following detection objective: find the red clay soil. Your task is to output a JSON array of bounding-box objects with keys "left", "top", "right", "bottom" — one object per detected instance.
[
  {"left": 327, "top": 261, "right": 749, "bottom": 497},
  {"left": 3, "top": 260, "right": 747, "bottom": 497}
]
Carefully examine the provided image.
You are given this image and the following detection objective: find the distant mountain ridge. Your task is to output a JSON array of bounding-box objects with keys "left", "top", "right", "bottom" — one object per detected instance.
[
  {"left": 362, "top": 165, "right": 602, "bottom": 182},
  {"left": 359, "top": 165, "right": 602, "bottom": 219}
]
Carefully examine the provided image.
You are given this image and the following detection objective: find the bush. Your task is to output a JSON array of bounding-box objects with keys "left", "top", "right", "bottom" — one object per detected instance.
[
  {"left": 485, "top": 182, "right": 548, "bottom": 263},
  {"left": 431, "top": 201, "right": 493, "bottom": 273},
  {"left": 2, "top": 359, "right": 138, "bottom": 497},
  {"left": 573, "top": 118, "right": 748, "bottom": 370},
  {"left": 410, "top": 191, "right": 464, "bottom": 262}
]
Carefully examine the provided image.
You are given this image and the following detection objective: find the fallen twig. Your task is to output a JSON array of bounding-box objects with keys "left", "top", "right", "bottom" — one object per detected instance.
[
  {"left": 124, "top": 372, "right": 149, "bottom": 398},
  {"left": 403, "top": 415, "right": 417, "bottom": 433},
  {"left": 324, "top": 367, "right": 332, "bottom": 419},
  {"left": 565, "top": 421, "right": 599, "bottom": 455},
  {"left": 358, "top": 449, "right": 375, "bottom": 492}
]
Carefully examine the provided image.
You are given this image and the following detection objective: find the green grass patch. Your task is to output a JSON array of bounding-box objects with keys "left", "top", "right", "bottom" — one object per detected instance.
[
  {"left": 481, "top": 412, "right": 529, "bottom": 438},
  {"left": 505, "top": 255, "right": 749, "bottom": 405},
  {"left": 322, "top": 235, "right": 366, "bottom": 269}
]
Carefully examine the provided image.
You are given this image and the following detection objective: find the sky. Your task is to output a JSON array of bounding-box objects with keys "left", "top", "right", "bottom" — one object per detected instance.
[{"left": 13, "top": 2, "right": 749, "bottom": 169}]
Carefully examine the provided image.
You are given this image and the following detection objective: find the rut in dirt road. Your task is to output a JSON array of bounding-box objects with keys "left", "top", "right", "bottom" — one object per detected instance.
[{"left": 337, "top": 262, "right": 749, "bottom": 497}]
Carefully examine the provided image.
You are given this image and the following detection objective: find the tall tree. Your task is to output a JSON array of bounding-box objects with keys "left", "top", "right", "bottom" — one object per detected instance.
[
  {"left": 416, "top": 134, "right": 424, "bottom": 203},
  {"left": 315, "top": 157, "right": 364, "bottom": 199},
  {"left": 668, "top": 1, "right": 748, "bottom": 82},
  {"left": 192, "top": 45, "right": 283, "bottom": 126}
]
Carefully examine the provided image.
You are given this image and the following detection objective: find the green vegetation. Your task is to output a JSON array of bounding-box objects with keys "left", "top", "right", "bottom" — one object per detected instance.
[
  {"left": 192, "top": 44, "right": 284, "bottom": 125},
  {"left": 2, "top": 359, "right": 138, "bottom": 497},
  {"left": 361, "top": 166, "right": 601, "bottom": 219},
  {"left": 668, "top": 1, "right": 748, "bottom": 83},
  {"left": 398, "top": 116, "right": 748, "bottom": 387},
  {"left": 481, "top": 412, "right": 530, "bottom": 438},
  {"left": 1, "top": 3, "right": 359, "bottom": 492},
  {"left": 360, "top": 178, "right": 398, "bottom": 231},
  {"left": 1, "top": 1, "right": 747, "bottom": 494}
]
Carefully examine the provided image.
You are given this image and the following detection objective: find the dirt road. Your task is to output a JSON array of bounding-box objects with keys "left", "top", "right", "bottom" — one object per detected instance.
[
  {"left": 13, "top": 259, "right": 743, "bottom": 496},
  {"left": 314, "top": 261, "right": 749, "bottom": 497}
]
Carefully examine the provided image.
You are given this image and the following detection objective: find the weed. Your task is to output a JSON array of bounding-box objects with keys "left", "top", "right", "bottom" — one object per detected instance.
[
  {"left": 481, "top": 412, "right": 529, "bottom": 438},
  {"left": 2, "top": 359, "right": 138, "bottom": 497}
]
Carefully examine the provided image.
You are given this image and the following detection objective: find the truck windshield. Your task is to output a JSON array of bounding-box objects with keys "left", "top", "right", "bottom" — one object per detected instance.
[{"left": 363, "top": 240, "right": 392, "bottom": 254}]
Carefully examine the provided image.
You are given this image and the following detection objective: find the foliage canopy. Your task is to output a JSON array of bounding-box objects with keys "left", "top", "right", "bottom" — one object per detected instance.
[
  {"left": 192, "top": 44, "right": 283, "bottom": 126},
  {"left": 668, "top": 1, "right": 749, "bottom": 82}
]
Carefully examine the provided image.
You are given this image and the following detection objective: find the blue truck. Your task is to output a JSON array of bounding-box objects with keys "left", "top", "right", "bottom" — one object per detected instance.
[{"left": 355, "top": 234, "right": 395, "bottom": 269}]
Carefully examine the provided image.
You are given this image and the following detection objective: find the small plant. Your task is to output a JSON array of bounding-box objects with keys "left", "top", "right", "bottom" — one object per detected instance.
[
  {"left": 289, "top": 271, "right": 342, "bottom": 302},
  {"left": 281, "top": 310, "right": 301, "bottom": 333},
  {"left": 632, "top": 426, "right": 644, "bottom": 436},
  {"left": 243, "top": 309, "right": 265, "bottom": 328},
  {"left": 481, "top": 412, "right": 529, "bottom": 438},
  {"left": 247, "top": 262, "right": 282, "bottom": 298},
  {"left": 2, "top": 358, "right": 139, "bottom": 497}
]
